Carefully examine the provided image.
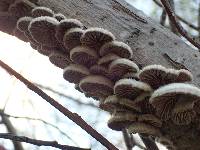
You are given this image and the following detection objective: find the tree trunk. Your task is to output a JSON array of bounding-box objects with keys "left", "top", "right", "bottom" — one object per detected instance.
[{"left": 1, "top": 0, "right": 200, "bottom": 149}]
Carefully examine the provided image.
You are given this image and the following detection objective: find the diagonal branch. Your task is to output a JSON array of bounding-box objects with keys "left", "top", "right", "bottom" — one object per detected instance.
[
  {"left": 0, "top": 133, "right": 89, "bottom": 150},
  {"left": 160, "top": 0, "right": 200, "bottom": 49},
  {"left": 0, "top": 59, "right": 119, "bottom": 150}
]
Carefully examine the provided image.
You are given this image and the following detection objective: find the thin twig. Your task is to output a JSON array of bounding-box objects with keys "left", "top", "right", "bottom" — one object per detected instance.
[
  {"left": 160, "top": 9, "right": 166, "bottom": 26},
  {"left": 168, "top": 0, "right": 178, "bottom": 34},
  {"left": 0, "top": 133, "right": 89, "bottom": 150},
  {"left": 160, "top": 0, "right": 200, "bottom": 49},
  {"left": 122, "top": 129, "right": 133, "bottom": 150},
  {"left": 139, "top": 134, "right": 159, "bottom": 150},
  {"left": 0, "top": 60, "right": 119, "bottom": 150}
]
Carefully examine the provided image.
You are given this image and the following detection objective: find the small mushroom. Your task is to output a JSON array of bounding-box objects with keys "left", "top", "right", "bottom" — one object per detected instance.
[
  {"left": 108, "top": 110, "right": 138, "bottom": 131},
  {"left": 89, "top": 65, "right": 111, "bottom": 79},
  {"left": 70, "top": 46, "right": 98, "bottom": 67},
  {"left": 109, "top": 58, "right": 139, "bottom": 80},
  {"left": 63, "top": 64, "right": 90, "bottom": 84},
  {"left": 127, "top": 122, "right": 161, "bottom": 137},
  {"left": 32, "top": 7, "right": 54, "bottom": 17},
  {"left": 37, "top": 45, "right": 56, "bottom": 56},
  {"left": 9, "top": 0, "right": 36, "bottom": 18},
  {"left": 176, "top": 69, "right": 193, "bottom": 82},
  {"left": 53, "top": 13, "right": 66, "bottom": 22},
  {"left": 122, "top": 72, "right": 139, "bottom": 80},
  {"left": 114, "top": 79, "right": 152, "bottom": 99},
  {"left": 79, "top": 75, "right": 114, "bottom": 97},
  {"left": 138, "top": 114, "right": 162, "bottom": 128},
  {"left": 55, "top": 19, "right": 83, "bottom": 42},
  {"left": 49, "top": 51, "right": 71, "bottom": 69},
  {"left": 149, "top": 83, "right": 200, "bottom": 121},
  {"left": 17, "top": 16, "right": 33, "bottom": 32},
  {"left": 81, "top": 27, "right": 115, "bottom": 50},
  {"left": 63, "top": 28, "right": 84, "bottom": 51},
  {"left": 28, "top": 16, "right": 59, "bottom": 46},
  {"left": 98, "top": 53, "right": 121, "bottom": 67},
  {"left": 100, "top": 41, "right": 133, "bottom": 59},
  {"left": 172, "top": 99, "right": 196, "bottom": 125},
  {"left": 13, "top": 27, "right": 28, "bottom": 42}
]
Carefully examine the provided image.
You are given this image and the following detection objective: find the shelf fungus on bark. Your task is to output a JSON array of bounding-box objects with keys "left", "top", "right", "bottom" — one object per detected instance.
[
  {"left": 28, "top": 16, "right": 59, "bottom": 46},
  {"left": 70, "top": 46, "right": 98, "bottom": 67},
  {"left": 139, "top": 65, "right": 193, "bottom": 89},
  {"left": 127, "top": 122, "right": 162, "bottom": 137},
  {"left": 114, "top": 79, "right": 152, "bottom": 99},
  {"left": 97, "top": 53, "right": 121, "bottom": 67},
  {"left": 13, "top": 27, "right": 28, "bottom": 42},
  {"left": 109, "top": 58, "right": 139, "bottom": 80},
  {"left": 63, "top": 64, "right": 90, "bottom": 84},
  {"left": 99, "top": 41, "right": 133, "bottom": 59},
  {"left": 149, "top": 83, "right": 200, "bottom": 121},
  {"left": 99, "top": 95, "right": 117, "bottom": 112},
  {"left": 49, "top": 51, "right": 71, "bottom": 69},
  {"left": 55, "top": 19, "right": 83, "bottom": 43},
  {"left": 122, "top": 72, "right": 139, "bottom": 80},
  {"left": 8, "top": 0, "right": 36, "bottom": 18},
  {"left": 108, "top": 110, "right": 138, "bottom": 131},
  {"left": 63, "top": 28, "right": 84, "bottom": 51},
  {"left": 80, "top": 27, "right": 115, "bottom": 50},
  {"left": 138, "top": 114, "right": 162, "bottom": 128},
  {"left": 53, "top": 13, "right": 66, "bottom": 22},
  {"left": 31, "top": 7, "right": 54, "bottom": 17},
  {"left": 89, "top": 65, "right": 111, "bottom": 79},
  {"left": 79, "top": 75, "right": 114, "bottom": 97},
  {"left": 17, "top": 16, "right": 33, "bottom": 32},
  {"left": 37, "top": 45, "right": 56, "bottom": 56}
]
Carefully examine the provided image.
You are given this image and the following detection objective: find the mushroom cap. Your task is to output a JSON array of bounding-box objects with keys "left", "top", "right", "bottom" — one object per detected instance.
[
  {"left": 114, "top": 79, "right": 152, "bottom": 99},
  {"left": 127, "top": 122, "right": 161, "bottom": 137},
  {"left": 49, "top": 51, "right": 71, "bottom": 69},
  {"left": 13, "top": 27, "right": 28, "bottom": 42},
  {"left": 150, "top": 83, "right": 200, "bottom": 121},
  {"left": 122, "top": 72, "right": 139, "bottom": 80},
  {"left": 79, "top": 75, "right": 114, "bottom": 97},
  {"left": 99, "top": 95, "right": 116, "bottom": 112},
  {"left": 89, "top": 65, "right": 111, "bottom": 79},
  {"left": 63, "top": 64, "right": 90, "bottom": 84},
  {"left": 100, "top": 41, "right": 133, "bottom": 59},
  {"left": 63, "top": 28, "right": 84, "bottom": 51},
  {"left": 17, "top": 16, "right": 33, "bottom": 32},
  {"left": 81, "top": 27, "right": 115, "bottom": 50},
  {"left": 24, "top": 30, "right": 39, "bottom": 45},
  {"left": 55, "top": 19, "right": 83, "bottom": 42},
  {"left": 28, "top": 16, "right": 59, "bottom": 46},
  {"left": 156, "top": 136, "right": 174, "bottom": 147},
  {"left": 138, "top": 114, "right": 162, "bottom": 128},
  {"left": 32, "top": 6, "right": 54, "bottom": 17},
  {"left": 98, "top": 53, "right": 121, "bottom": 67},
  {"left": 37, "top": 45, "right": 56, "bottom": 56},
  {"left": 9, "top": 0, "right": 36, "bottom": 18},
  {"left": 70, "top": 46, "right": 98, "bottom": 67},
  {"left": 172, "top": 99, "right": 196, "bottom": 125},
  {"left": 108, "top": 111, "right": 138, "bottom": 131},
  {"left": 53, "top": 13, "right": 66, "bottom": 21},
  {"left": 109, "top": 58, "right": 139, "bottom": 80},
  {"left": 139, "top": 65, "right": 193, "bottom": 89}
]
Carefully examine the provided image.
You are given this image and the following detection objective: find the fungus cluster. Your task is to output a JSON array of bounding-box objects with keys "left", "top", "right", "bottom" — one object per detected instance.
[{"left": 1, "top": 2, "right": 200, "bottom": 149}]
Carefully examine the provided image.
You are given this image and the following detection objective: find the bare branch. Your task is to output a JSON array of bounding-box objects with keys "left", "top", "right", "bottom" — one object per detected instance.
[
  {"left": 0, "top": 133, "right": 90, "bottom": 150},
  {"left": 160, "top": 9, "right": 166, "bottom": 26},
  {"left": 0, "top": 59, "right": 119, "bottom": 150}
]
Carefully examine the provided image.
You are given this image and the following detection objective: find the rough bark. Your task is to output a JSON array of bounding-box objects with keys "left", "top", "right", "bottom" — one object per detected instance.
[{"left": 1, "top": 0, "right": 200, "bottom": 149}]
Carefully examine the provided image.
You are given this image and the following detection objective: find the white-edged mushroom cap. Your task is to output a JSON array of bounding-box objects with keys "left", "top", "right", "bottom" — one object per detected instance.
[
  {"left": 53, "top": 13, "right": 66, "bottom": 21},
  {"left": 79, "top": 75, "right": 114, "bottom": 97},
  {"left": 63, "top": 28, "right": 84, "bottom": 51},
  {"left": 55, "top": 19, "right": 83, "bottom": 42},
  {"left": 37, "top": 45, "right": 56, "bottom": 56},
  {"left": 32, "top": 7, "right": 54, "bottom": 17},
  {"left": 122, "top": 72, "right": 139, "bottom": 80},
  {"left": 127, "top": 122, "right": 161, "bottom": 137},
  {"left": 98, "top": 53, "right": 121, "bottom": 67},
  {"left": 17, "top": 16, "right": 33, "bottom": 32},
  {"left": 81, "top": 27, "right": 115, "bottom": 50},
  {"left": 176, "top": 69, "right": 193, "bottom": 82},
  {"left": 109, "top": 58, "right": 139, "bottom": 80},
  {"left": 99, "top": 95, "right": 118, "bottom": 112},
  {"left": 28, "top": 16, "right": 59, "bottom": 46},
  {"left": 63, "top": 64, "right": 90, "bottom": 84},
  {"left": 156, "top": 136, "right": 174, "bottom": 147},
  {"left": 150, "top": 83, "right": 200, "bottom": 121},
  {"left": 13, "top": 27, "right": 28, "bottom": 42},
  {"left": 108, "top": 111, "right": 138, "bottom": 131},
  {"left": 70, "top": 46, "right": 98, "bottom": 67},
  {"left": 89, "top": 65, "right": 111, "bottom": 79},
  {"left": 114, "top": 79, "right": 152, "bottom": 99},
  {"left": 100, "top": 41, "right": 133, "bottom": 59},
  {"left": 49, "top": 51, "right": 71, "bottom": 69},
  {"left": 138, "top": 114, "right": 162, "bottom": 128}
]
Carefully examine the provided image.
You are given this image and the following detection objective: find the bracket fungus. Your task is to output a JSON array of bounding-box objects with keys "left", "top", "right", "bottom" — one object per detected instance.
[
  {"left": 13, "top": 27, "right": 28, "bottom": 42},
  {"left": 138, "top": 114, "right": 162, "bottom": 128},
  {"left": 37, "top": 45, "right": 56, "bottom": 56},
  {"left": 89, "top": 65, "right": 111, "bottom": 79},
  {"left": 122, "top": 72, "right": 139, "bottom": 80},
  {"left": 100, "top": 41, "right": 133, "bottom": 59},
  {"left": 31, "top": 7, "right": 54, "bottom": 17},
  {"left": 149, "top": 83, "right": 200, "bottom": 121},
  {"left": 79, "top": 75, "right": 114, "bottom": 98},
  {"left": 80, "top": 27, "right": 115, "bottom": 50},
  {"left": 55, "top": 19, "right": 83, "bottom": 43},
  {"left": 63, "top": 64, "right": 90, "bottom": 84},
  {"left": 139, "top": 65, "right": 193, "bottom": 89},
  {"left": 17, "top": 16, "right": 33, "bottom": 32},
  {"left": 28, "top": 16, "right": 59, "bottom": 46},
  {"left": 114, "top": 79, "right": 152, "bottom": 99},
  {"left": 70, "top": 46, "right": 98, "bottom": 67},
  {"left": 63, "top": 28, "right": 84, "bottom": 51},
  {"left": 97, "top": 53, "right": 121, "bottom": 67},
  {"left": 49, "top": 51, "right": 71, "bottom": 69}
]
